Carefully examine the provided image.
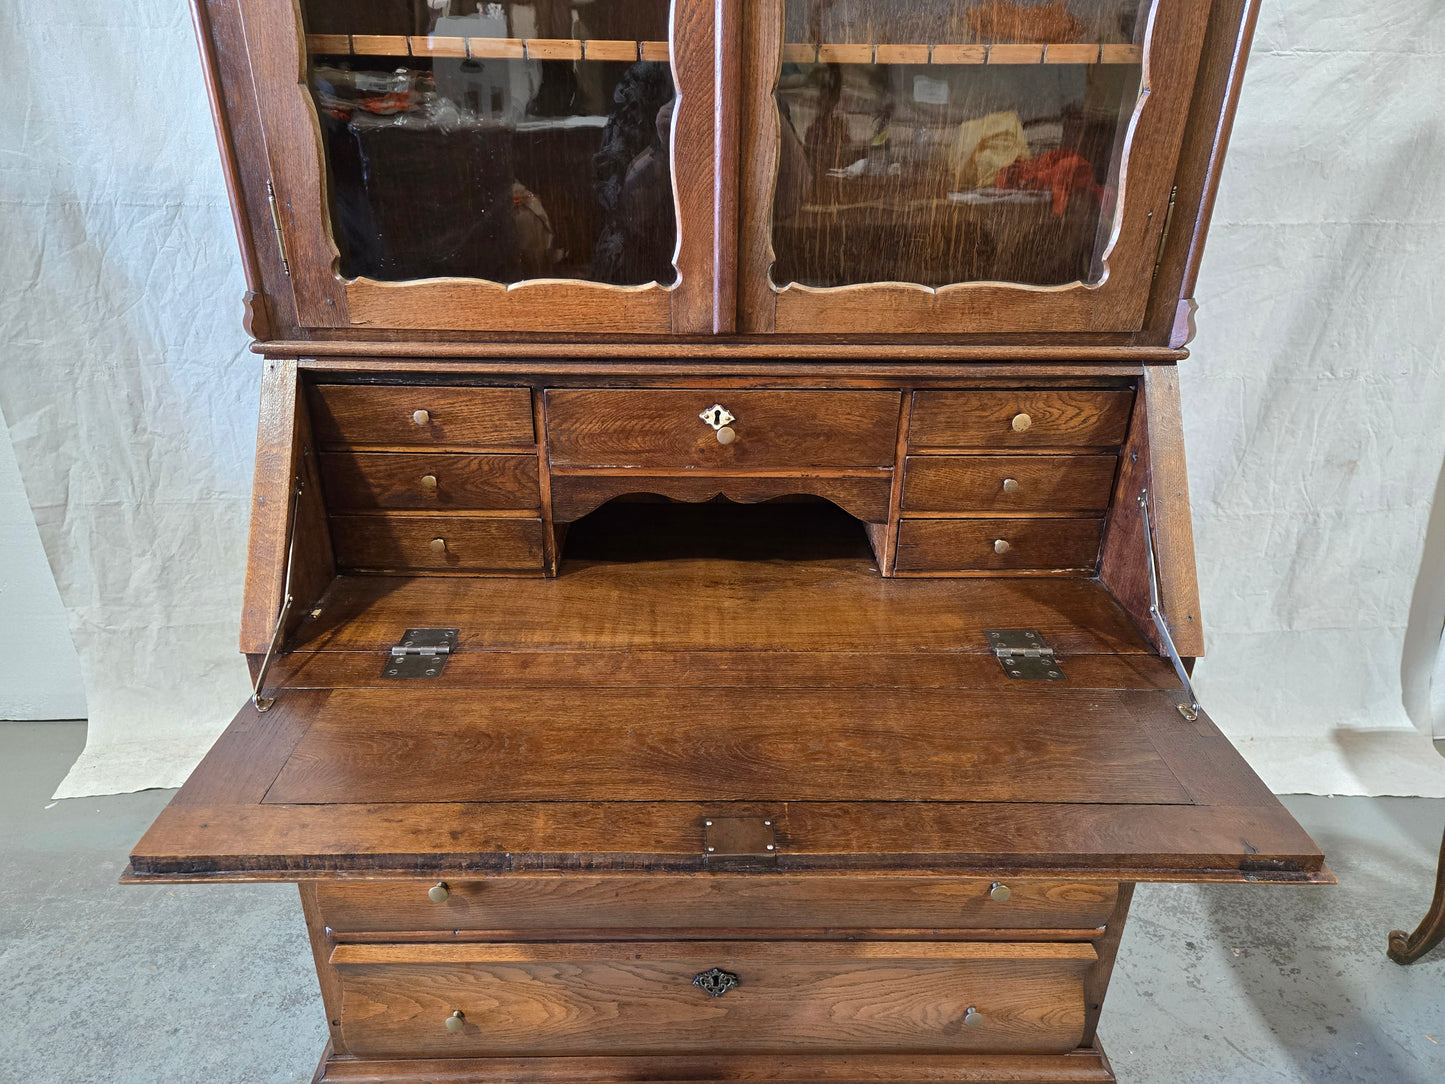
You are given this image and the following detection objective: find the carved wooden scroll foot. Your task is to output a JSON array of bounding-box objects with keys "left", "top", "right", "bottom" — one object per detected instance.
[{"left": 1388, "top": 824, "right": 1445, "bottom": 964}]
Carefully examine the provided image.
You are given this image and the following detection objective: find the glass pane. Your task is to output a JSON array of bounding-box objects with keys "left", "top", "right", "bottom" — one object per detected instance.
[
  {"left": 772, "top": 1, "right": 1150, "bottom": 289},
  {"left": 301, "top": 2, "right": 676, "bottom": 285}
]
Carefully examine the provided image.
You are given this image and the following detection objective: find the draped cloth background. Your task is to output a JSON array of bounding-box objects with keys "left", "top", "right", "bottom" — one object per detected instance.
[{"left": 1, "top": 1, "right": 1442, "bottom": 798}]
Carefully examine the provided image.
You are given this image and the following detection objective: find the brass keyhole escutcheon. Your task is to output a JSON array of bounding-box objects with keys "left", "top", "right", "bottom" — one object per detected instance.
[
  {"left": 692, "top": 967, "right": 740, "bottom": 998},
  {"left": 413, "top": 408, "right": 431, "bottom": 426},
  {"left": 699, "top": 404, "right": 736, "bottom": 444},
  {"left": 1011, "top": 412, "right": 1032, "bottom": 432}
]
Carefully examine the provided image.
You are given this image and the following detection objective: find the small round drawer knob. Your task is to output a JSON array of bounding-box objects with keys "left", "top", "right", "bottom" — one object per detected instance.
[
  {"left": 963, "top": 1006, "right": 983, "bottom": 1028},
  {"left": 420, "top": 474, "right": 438, "bottom": 491},
  {"left": 413, "top": 408, "right": 431, "bottom": 426},
  {"left": 989, "top": 881, "right": 1012, "bottom": 902},
  {"left": 430, "top": 537, "right": 448, "bottom": 555},
  {"left": 445, "top": 1010, "right": 466, "bottom": 1032},
  {"left": 716, "top": 426, "right": 737, "bottom": 445},
  {"left": 428, "top": 882, "right": 450, "bottom": 903},
  {"left": 1011, "top": 412, "right": 1032, "bottom": 432},
  {"left": 993, "top": 539, "right": 1011, "bottom": 555},
  {"left": 1001, "top": 478, "right": 1020, "bottom": 494}
]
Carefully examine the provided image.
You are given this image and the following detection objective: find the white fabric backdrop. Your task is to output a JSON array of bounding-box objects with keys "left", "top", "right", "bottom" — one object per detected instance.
[{"left": 1, "top": 1, "right": 1442, "bottom": 798}]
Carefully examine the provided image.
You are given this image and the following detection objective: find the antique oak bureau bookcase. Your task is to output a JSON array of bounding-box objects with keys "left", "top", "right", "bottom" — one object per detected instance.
[{"left": 128, "top": 2, "right": 1330, "bottom": 1081}]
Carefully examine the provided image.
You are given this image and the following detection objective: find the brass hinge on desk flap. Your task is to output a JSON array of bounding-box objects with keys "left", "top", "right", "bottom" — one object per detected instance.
[
  {"left": 704, "top": 816, "right": 778, "bottom": 869},
  {"left": 987, "top": 630, "right": 1066, "bottom": 681},
  {"left": 1151, "top": 185, "right": 1179, "bottom": 282},
  {"left": 1138, "top": 489, "right": 1202, "bottom": 721},
  {"left": 381, "top": 629, "right": 459, "bottom": 679},
  {"left": 252, "top": 480, "right": 305, "bottom": 712},
  {"left": 266, "top": 180, "right": 291, "bottom": 277}
]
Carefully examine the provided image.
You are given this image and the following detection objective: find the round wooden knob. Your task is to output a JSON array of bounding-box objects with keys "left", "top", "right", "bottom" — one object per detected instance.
[
  {"left": 413, "top": 409, "right": 431, "bottom": 426},
  {"left": 1001, "top": 478, "right": 1019, "bottom": 494},
  {"left": 716, "top": 426, "right": 737, "bottom": 445},
  {"left": 1011, "top": 412, "right": 1032, "bottom": 432},
  {"left": 430, "top": 537, "right": 447, "bottom": 555},
  {"left": 963, "top": 1007, "right": 983, "bottom": 1028},
  {"left": 993, "top": 539, "right": 1011, "bottom": 555},
  {"left": 445, "top": 1010, "right": 466, "bottom": 1032},
  {"left": 420, "top": 474, "right": 438, "bottom": 491},
  {"left": 989, "top": 881, "right": 1011, "bottom": 902},
  {"left": 428, "top": 882, "right": 450, "bottom": 903}
]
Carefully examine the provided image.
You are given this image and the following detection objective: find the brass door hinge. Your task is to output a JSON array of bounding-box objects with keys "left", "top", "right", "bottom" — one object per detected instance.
[
  {"left": 381, "top": 629, "right": 459, "bottom": 679},
  {"left": 987, "top": 630, "right": 1065, "bottom": 681},
  {"left": 266, "top": 180, "right": 291, "bottom": 277},
  {"left": 1151, "top": 185, "right": 1179, "bottom": 282}
]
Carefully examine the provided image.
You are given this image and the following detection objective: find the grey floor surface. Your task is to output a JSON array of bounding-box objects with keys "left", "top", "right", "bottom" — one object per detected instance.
[{"left": 2, "top": 720, "right": 1443, "bottom": 1084}]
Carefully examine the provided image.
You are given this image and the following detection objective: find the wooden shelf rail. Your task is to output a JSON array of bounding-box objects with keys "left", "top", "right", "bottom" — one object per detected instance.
[
  {"left": 306, "top": 36, "right": 1142, "bottom": 66},
  {"left": 306, "top": 35, "right": 670, "bottom": 62}
]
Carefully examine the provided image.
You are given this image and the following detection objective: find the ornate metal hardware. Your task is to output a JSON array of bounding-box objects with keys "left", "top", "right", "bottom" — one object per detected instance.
[
  {"left": 1138, "top": 489, "right": 1202, "bottom": 721},
  {"left": 693, "top": 968, "right": 740, "bottom": 998},
  {"left": 699, "top": 404, "right": 735, "bottom": 430}
]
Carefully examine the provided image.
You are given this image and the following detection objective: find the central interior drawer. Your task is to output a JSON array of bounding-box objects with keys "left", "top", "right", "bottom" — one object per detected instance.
[
  {"left": 314, "top": 876, "right": 1119, "bottom": 935},
  {"left": 545, "top": 390, "right": 901, "bottom": 469},
  {"left": 331, "top": 941, "right": 1094, "bottom": 1058}
]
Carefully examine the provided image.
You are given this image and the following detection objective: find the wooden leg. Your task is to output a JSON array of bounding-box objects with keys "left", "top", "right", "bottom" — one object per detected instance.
[{"left": 1388, "top": 824, "right": 1445, "bottom": 964}]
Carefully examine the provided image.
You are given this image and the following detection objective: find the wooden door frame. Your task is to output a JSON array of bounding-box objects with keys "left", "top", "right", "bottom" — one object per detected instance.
[{"left": 738, "top": 0, "right": 1214, "bottom": 335}]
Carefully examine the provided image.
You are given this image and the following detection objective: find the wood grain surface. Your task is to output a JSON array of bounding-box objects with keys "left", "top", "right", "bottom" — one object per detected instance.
[
  {"left": 895, "top": 518, "right": 1104, "bottom": 573},
  {"left": 331, "top": 941, "right": 1092, "bottom": 1058},
  {"left": 902, "top": 456, "right": 1119, "bottom": 514},
  {"left": 310, "top": 385, "right": 534, "bottom": 448},
  {"left": 329, "top": 515, "right": 545, "bottom": 573},
  {"left": 314, "top": 876, "right": 1118, "bottom": 935},
  {"left": 910, "top": 392, "right": 1133, "bottom": 450},
  {"left": 549, "top": 472, "right": 893, "bottom": 523},
  {"left": 320, "top": 452, "right": 540, "bottom": 512},
  {"left": 546, "top": 389, "right": 901, "bottom": 469}
]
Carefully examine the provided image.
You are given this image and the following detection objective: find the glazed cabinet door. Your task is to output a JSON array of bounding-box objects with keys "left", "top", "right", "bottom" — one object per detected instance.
[
  {"left": 738, "top": 0, "right": 1213, "bottom": 334},
  {"left": 239, "top": 0, "right": 719, "bottom": 333}
]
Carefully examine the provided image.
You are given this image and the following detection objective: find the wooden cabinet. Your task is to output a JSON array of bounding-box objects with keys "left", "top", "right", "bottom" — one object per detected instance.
[{"left": 129, "top": 3, "right": 1326, "bottom": 1082}]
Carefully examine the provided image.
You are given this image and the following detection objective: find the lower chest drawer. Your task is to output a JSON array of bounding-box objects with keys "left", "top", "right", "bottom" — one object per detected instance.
[
  {"left": 314, "top": 875, "right": 1119, "bottom": 935},
  {"left": 331, "top": 941, "right": 1093, "bottom": 1058}
]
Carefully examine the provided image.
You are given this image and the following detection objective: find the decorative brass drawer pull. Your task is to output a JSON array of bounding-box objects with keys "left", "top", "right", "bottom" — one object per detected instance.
[
  {"left": 989, "top": 881, "right": 1012, "bottom": 901},
  {"left": 699, "top": 404, "right": 737, "bottom": 444},
  {"left": 420, "top": 474, "right": 439, "bottom": 491},
  {"left": 430, "top": 538, "right": 448, "bottom": 555},
  {"left": 994, "top": 539, "right": 1011, "bottom": 555},
  {"left": 1002, "top": 477, "right": 1020, "bottom": 494},
  {"left": 692, "top": 967, "right": 740, "bottom": 998},
  {"left": 963, "top": 1006, "right": 984, "bottom": 1027},
  {"left": 444, "top": 1010, "right": 465, "bottom": 1032},
  {"left": 428, "top": 881, "right": 450, "bottom": 903},
  {"left": 413, "top": 408, "right": 431, "bottom": 426},
  {"left": 1011, "top": 412, "right": 1032, "bottom": 432}
]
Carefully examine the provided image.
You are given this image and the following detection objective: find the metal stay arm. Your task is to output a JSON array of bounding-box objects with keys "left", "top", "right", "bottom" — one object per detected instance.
[
  {"left": 252, "top": 480, "right": 304, "bottom": 712},
  {"left": 1138, "top": 488, "right": 1202, "bottom": 721}
]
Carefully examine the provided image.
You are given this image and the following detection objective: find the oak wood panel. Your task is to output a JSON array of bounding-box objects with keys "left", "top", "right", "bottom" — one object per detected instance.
[
  {"left": 546, "top": 390, "right": 900, "bottom": 469},
  {"left": 667, "top": 0, "right": 719, "bottom": 334},
  {"left": 170, "top": 693, "right": 328, "bottom": 808},
  {"left": 300, "top": 882, "right": 349, "bottom": 1055},
  {"left": 319, "top": 452, "right": 539, "bottom": 512},
  {"left": 293, "top": 567, "right": 1158, "bottom": 656},
  {"left": 549, "top": 473, "right": 893, "bottom": 524},
  {"left": 240, "top": 359, "right": 336, "bottom": 655},
  {"left": 910, "top": 391, "right": 1133, "bottom": 450},
  {"left": 309, "top": 1048, "right": 1117, "bottom": 1083},
  {"left": 314, "top": 876, "right": 1118, "bottom": 935},
  {"left": 262, "top": 687, "right": 1193, "bottom": 806},
  {"left": 895, "top": 519, "right": 1104, "bottom": 573},
  {"left": 264, "top": 648, "right": 1180, "bottom": 695},
  {"left": 345, "top": 280, "right": 677, "bottom": 335},
  {"left": 281, "top": 345, "right": 1172, "bottom": 364},
  {"left": 903, "top": 456, "right": 1119, "bottom": 514},
  {"left": 1081, "top": 884, "right": 1134, "bottom": 1046},
  {"left": 310, "top": 385, "right": 534, "bottom": 448},
  {"left": 331, "top": 941, "right": 1092, "bottom": 1058},
  {"left": 329, "top": 515, "right": 545, "bottom": 573}
]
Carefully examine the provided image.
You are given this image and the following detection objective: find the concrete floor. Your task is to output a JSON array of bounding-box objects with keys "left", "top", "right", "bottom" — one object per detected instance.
[{"left": 2, "top": 721, "right": 1443, "bottom": 1084}]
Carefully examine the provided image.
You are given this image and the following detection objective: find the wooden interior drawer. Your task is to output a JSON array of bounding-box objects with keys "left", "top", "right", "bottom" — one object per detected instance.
[
  {"left": 320, "top": 452, "right": 540, "bottom": 512},
  {"left": 314, "top": 876, "right": 1119, "bottom": 935},
  {"left": 311, "top": 385, "right": 534, "bottom": 448},
  {"left": 896, "top": 518, "right": 1104, "bottom": 572},
  {"left": 546, "top": 390, "right": 900, "bottom": 469},
  {"left": 910, "top": 391, "right": 1132, "bottom": 449},
  {"left": 330, "top": 514, "right": 545, "bottom": 572},
  {"left": 332, "top": 941, "right": 1093, "bottom": 1058},
  {"left": 902, "top": 455, "right": 1118, "bottom": 513}
]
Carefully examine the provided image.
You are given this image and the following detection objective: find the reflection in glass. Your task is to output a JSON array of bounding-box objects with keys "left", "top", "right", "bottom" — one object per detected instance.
[
  {"left": 301, "top": 1, "right": 676, "bottom": 285},
  {"left": 773, "top": 1, "right": 1150, "bottom": 289}
]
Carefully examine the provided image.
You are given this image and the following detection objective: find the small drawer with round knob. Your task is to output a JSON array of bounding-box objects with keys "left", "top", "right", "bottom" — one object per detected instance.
[
  {"left": 319, "top": 453, "right": 541, "bottom": 513},
  {"left": 901, "top": 455, "right": 1119, "bottom": 514},
  {"left": 310, "top": 385, "right": 535, "bottom": 448},
  {"left": 895, "top": 517, "right": 1105, "bottom": 573},
  {"left": 910, "top": 390, "right": 1133, "bottom": 449},
  {"left": 329, "top": 514, "right": 546, "bottom": 573}
]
